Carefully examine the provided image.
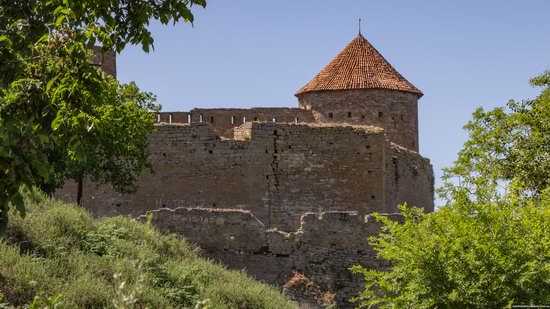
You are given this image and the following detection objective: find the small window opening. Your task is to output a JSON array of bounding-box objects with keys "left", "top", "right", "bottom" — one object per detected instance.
[
  {"left": 273, "top": 130, "right": 278, "bottom": 136},
  {"left": 210, "top": 116, "right": 214, "bottom": 123},
  {"left": 209, "top": 150, "right": 213, "bottom": 154},
  {"left": 266, "top": 175, "right": 269, "bottom": 179},
  {"left": 243, "top": 116, "right": 246, "bottom": 123},
  {"left": 272, "top": 117, "right": 277, "bottom": 123},
  {"left": 156, "top": 113, "right": 161, "bottom": 123},
  {"left": 199, "top": 114, "right": 203, "bottom": 123},
  {"left": 328, "top": 112, "right": 333, "bottom": 118},
  {"left": 254, "top": 117, "right": 258, "bottom": 121},
  {"left": 368, "top": 170, "right": 372, "bottom": 174},
  {"left": 188, "top": 114, "right": 192, "bottom": 123},
  {"left": 231, "top": 116, "right": 235, "bottom": 124},
  {"left": 361, "top": 115, "right": 365, "bottom": 119},
  {"left": 295, "top": 117, "right": 299, "bottom": 123},
  {"left": 212, "top": 203, "right": 216, "bottom": 208},
  {"left": 162, "top": 153, "right": 166, "bottom": 157},
  {"left": 401, "top": 115, "right": 404, "bottom": 120},
  {"left": 265, "top": 149, "right": 269, "bottom": 153},
  {"left": 348, "top": 112, "right": 352, "bottom": 117},
  {"left": 115, "top": 203, "right": 121, "bottom": 208},
  {"left": 371, "top": 196, "right": 376, "bottom": 200},
  {"left": 169, "top": 113, "right": 173, "bottom": 124},
  {"left": 288, "top": 145, "right": 292, "bottom": 149},
  {"left": 162, "top": 204, "right": 167, "bottom": 208},
  {"left": 378, "top": 112, "right": 383, "bottom": 117}
]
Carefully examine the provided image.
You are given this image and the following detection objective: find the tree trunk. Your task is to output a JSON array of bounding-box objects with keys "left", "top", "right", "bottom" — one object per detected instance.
[{"left": 76, "top": 175, "right": 84, "bottom": 206}]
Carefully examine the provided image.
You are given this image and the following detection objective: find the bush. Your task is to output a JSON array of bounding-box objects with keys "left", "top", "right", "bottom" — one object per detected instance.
[
  {"left": 0, "top": 191, "right": 292, "bottom": 308},
  {"left": 352, "top": 199, "right": 550, "bottom": 308}
]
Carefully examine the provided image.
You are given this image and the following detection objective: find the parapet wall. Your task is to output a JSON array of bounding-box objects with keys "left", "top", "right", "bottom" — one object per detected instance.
[
  {"left": 139, "top": 207, "right": 399, "bottom": 308},
  {"left": 156, "top": 108, "right": 315, "bottom": 138},
  {"left": 56, "top": 122, "right": 433, "bottom": 231}
]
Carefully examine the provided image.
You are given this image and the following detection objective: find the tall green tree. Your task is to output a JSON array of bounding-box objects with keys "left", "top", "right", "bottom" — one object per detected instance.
[
  {"left": 0, "top": 0, "right": 206, "bottom": 231},
  {"left": 352, "top": 72, "right": 550, "bottom": 308}
]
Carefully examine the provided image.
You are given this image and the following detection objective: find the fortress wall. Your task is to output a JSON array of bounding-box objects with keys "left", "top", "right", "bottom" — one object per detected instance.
[
  {"left": 385, "top": 144, "right": 434, "bottom": 212},
  {"left": 92, "top": 47, "right": 116, "bottom": 77},
  {"left": 58, "top": 122, "right": 407, "bottom": 230},
  {"left": 259, "top": 123, "right": 388, "bottom": 229},
  {"left": 56, "top": 122, "right": 434, "bottom": 230},
  {"left": 297, "top": 89, "right": 419, "bottom": 151},
  {"left": 156, "top": 108, "right": 315, "bottom": 138},
  {"left": 59, "top": 123, "right": 275, "bottom": 222},
  {"left": 140, "top": 207, "right": 398, "bottom": 308}
]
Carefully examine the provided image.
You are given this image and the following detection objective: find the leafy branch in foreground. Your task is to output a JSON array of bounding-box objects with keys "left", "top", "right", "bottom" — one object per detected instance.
[{"left": 0, "top": 0, "right": 206, "bottom": 232}]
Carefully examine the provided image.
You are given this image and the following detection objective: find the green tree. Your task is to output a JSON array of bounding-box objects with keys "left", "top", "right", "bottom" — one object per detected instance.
[
  {"left": 440, "top": 70, "right": 550, "bottom": 203},
  {"left": 352, "top": 72, "right": 550, "bottom": 308},
  {"left": 0, "top": 0, "right": 206, "bottom": 231}
]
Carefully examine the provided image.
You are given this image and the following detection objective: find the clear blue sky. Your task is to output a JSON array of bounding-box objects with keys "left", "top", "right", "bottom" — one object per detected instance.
[{"left": 117, "top": 0, "right": 550, "bottom": 207}]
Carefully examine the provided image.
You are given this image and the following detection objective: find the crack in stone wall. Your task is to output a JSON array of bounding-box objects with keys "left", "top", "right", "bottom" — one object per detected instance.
[{"left": 138, "top": 207, "right": 402, "bottom": 308}]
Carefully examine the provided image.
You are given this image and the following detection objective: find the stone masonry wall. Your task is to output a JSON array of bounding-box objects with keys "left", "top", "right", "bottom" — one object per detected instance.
[
  {"left": 92, "top": 47, "right": 116, "bottom": 77},
  {"left": 56, "top": 122, "right": 433, "bottom": 231},
  {"left": 297, "top": 89, "right": 420, "bottom": 151},
  {"left": 156, "top": 108, "right": 315, "bottom": 138},
  {"left": 139, "top": 207, "right": 400, "bottom": 308}
]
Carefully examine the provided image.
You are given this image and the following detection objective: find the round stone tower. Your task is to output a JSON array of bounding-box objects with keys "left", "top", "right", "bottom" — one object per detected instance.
[{"left": 295, "top": 34, "right": 423, "bottom": 151}]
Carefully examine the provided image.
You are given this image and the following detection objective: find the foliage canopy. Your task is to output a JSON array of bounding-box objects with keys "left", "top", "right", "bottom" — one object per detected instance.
[
  {"left": 0, "top": 0, "right": 206, "bottom": 231},
  {"left": 352, "top": 72, "right": 550, "bottom": 308}
]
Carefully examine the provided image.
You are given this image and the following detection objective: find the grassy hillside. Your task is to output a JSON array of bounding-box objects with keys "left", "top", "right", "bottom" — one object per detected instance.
[{"left": 0, "top": 192, "right": 293, "bottom": 308}]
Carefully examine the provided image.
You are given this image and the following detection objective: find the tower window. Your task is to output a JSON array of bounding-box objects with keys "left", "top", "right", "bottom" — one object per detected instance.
[
  {"left": 187, "top": 114, "right": 192, "bottom": 123},
  {"left": 254, "top": 117, "right": 258, "bottom": 121},
  {"left": 295, "top": 117, "right": 299, "bottom": 123},
  {"left": 348, "top": 112, "right": 352, "bottom": 117},
  {"left": 210, "top": 116, "right": 214, "bottom": 123},
  {"left": 328, "top": 112, "right": 333, "bottom": 118},
  {"left": 378, "top": 112, "right": 384, "bottom": 118},
  {"left": 199, "top": 114, "right": 203, "bottom": 123},
  {"left": 243, "top": 116, "right": 246, "bottom": 123},
  {"left": 156, "top": 113, "right": 161, "bottom": 123},
  {"left": 231, "top": 116, "right": 235, "bottom": 124},
  {"left": 169, "top": 113, "right": 173, "bottom": 124},
  {"left": 272, "top": 117, "right": 277, "bottom": 123}
]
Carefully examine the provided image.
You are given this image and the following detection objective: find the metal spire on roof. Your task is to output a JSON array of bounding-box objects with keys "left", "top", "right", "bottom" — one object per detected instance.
[{"left": 359, "top": 18, "right": 362, "bottom": 35}]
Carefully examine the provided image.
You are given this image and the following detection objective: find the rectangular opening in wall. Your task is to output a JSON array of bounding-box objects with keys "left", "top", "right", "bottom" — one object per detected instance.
[
  {"left": 156, "top": 113, "right": 161, "bottom": 123},
  {"left": 295, "top": 117, "right": 299, "bottom": 123},
  {"left": 169, "top": 113, "right": 173, "bottom": 124},
  {"left": 188, "top": 114, "right": 192, "bottom": 123},
  {"left": 210, "top": 116, "right": 214, "bottom": 123},
  {"left": 379, "top": 112, "right": 383, "bottom": 117},
  {"left": 199, "top": 114, "right": 203, "bottom": 123},
  {"left": 272, "top": 117, "right": 277, "bottom": 123},
  {"left": 243, "top": 116, "right": 246, "bottom": 123},
  {"left": 371, "top": 196, "right": 376, "bottom": 200},
  {"left": 328, "top": 112, "right": 333, "bottom": 118},
  {"left": 231, "top": 116, "right": 235, "bottom": 124},
  {"left": 254, "top": 117, "right": 258, "bottom": 121},
  {"left": 348, "top": 112, "right": 352, "bottom": 117}
]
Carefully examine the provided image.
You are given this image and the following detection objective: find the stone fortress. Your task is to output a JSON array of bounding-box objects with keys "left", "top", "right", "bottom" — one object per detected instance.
[{"left": 58, "top": 34, "right": 434, "bottom": 308}]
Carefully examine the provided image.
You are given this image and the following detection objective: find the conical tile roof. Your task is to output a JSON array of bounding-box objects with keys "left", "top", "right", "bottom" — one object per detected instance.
[{"left": 295, "top": 34, "right": 422, "bottom": 97}]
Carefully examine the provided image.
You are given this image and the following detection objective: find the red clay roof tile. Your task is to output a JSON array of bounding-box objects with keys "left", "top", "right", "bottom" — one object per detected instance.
[{"left": 295, "top": 34, "right": 422, "bottom": 97}]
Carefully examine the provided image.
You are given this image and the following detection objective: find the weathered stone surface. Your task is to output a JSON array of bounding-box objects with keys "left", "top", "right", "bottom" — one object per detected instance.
[
  {"left": 138, "top": 208, "right": 398, "bottom": 308},
  {"left": 56, "top": 122, "right": 433, "bottom": 231},
  {"left": 297, "top": 89, "right": 420, "bottom": 151}
]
